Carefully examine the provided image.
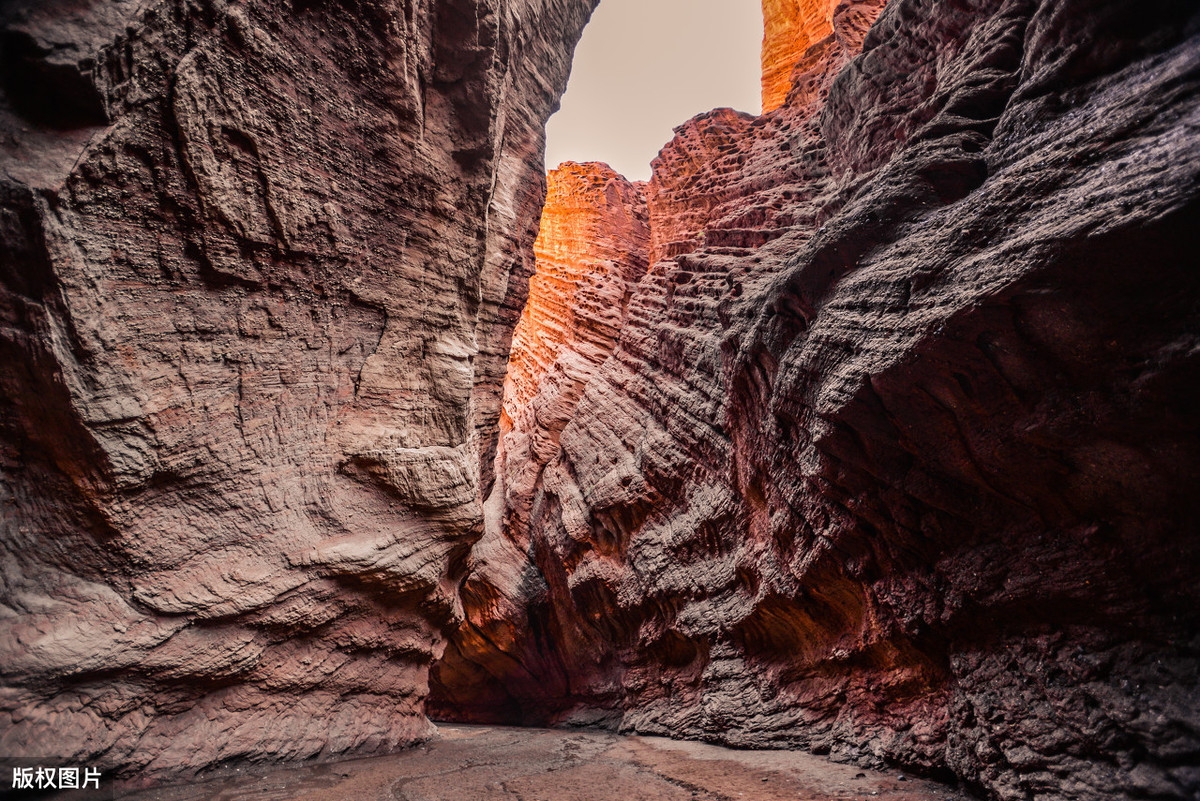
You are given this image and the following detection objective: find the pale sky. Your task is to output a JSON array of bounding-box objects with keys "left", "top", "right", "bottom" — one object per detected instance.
[{"left": 544, "top": 0, "right": 763, "bottom": 182}]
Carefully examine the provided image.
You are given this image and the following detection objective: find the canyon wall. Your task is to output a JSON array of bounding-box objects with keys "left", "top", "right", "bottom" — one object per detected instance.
[
  {"left": 435, "top": 1, "right": 1200, "bottom": 799},
  {"left": 430, "top": 160, "right": 649, "bottom": 722},
  {"left": 760, "top": 0, "right": 887, "bottom": 112},
  {"left": 0, "top": 0, "right": 595, "bottom": 781}
]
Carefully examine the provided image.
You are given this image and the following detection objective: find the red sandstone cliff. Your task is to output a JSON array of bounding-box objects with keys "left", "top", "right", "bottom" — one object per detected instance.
[
  {"left": 0, "top": 0, "right": 597, "bottom": 781},
  {"left": 3, "top": 0, "right": 1198, "bottom": 798},
  {"left": 430, "top": 161, "right": 649, "bottom": 721},
  {"left": 761, "top": 0, "right": 887, "bottom": 112},
  {"left": 435, "top": 1, "right": 1200, "bottom": 800}
]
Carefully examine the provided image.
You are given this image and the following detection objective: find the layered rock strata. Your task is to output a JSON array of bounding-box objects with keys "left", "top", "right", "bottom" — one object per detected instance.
[
  {"left": 430, "top": 161, "right": 649, "bottom": 722},
  {"left": 436, "top": 1, "right": 1200, "bottom": 799},
  {"left": 0, "top": 0, "right": 595, "bottom": 781},
  {"left": 761, "top": 0, "right": 888, "bottom": 112}
]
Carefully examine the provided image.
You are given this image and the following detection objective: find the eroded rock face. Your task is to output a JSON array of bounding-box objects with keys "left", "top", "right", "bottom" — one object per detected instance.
[
  {"left": 760, "top": 0, "right": 887, "bottom": 112},
  {"left": 0, "top": 0, "right": 595, "bottom": 781},
  {"left": 437, "top": 0, "right": 1200, "bottom": 799},
  {"left": 429, "top": 161, "right": 649, "bottom": 723}
]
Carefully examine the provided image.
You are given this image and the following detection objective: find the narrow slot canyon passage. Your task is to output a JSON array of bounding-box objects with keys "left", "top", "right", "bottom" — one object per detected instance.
[
  {"left": 425, "top": 0, "right": 897, "bottom": 732},
  {"left": 0, "top": 0, "right": 1196, "bottom": 799},
  {"left": 427, "top": 160, "right": 653, "bottom": 727},
  {"left": 425, "top": 0, "right": 909, "bottom": 738},
  {"left": 430, "top": 0, "right": 1200, "bottom": 798}
]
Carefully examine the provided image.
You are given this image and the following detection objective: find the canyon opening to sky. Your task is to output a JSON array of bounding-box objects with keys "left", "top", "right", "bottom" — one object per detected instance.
[
  {"left": 0, "top": 0, "right": 1197, "bottom": 800},
  {"left": 543, "top": 0, "right": 762, "bottom": 181}
]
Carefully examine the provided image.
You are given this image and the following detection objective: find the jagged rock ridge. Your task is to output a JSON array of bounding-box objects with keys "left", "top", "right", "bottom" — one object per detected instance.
[
  {"left": 434, "top": 1, "right": 1200, "bottom": 800},
  {"left": 0, "top": 0, "right": 596, "bottom": 781}
]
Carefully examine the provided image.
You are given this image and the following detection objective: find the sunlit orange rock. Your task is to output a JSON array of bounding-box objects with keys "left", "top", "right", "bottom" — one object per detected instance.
[
  {"left": 761, "top": 0, "right": 888, "bottom": 112},
  {"left": 494, "top": 160, "right": 649, "bottom": 543},
  {"left": 761, "top": 0, "right": 837, "bottom": 112},
  {"left": 503, "top": 162, "right": 649, "bottom": 414}
]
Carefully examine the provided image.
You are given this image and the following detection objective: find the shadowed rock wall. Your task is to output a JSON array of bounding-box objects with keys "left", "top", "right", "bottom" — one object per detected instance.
[
  {"left": 435, "top": 1, "right": 1200, "bottom": 799},
  {"left": 0, "top": 0, "right": 595, "bottom": 781}
]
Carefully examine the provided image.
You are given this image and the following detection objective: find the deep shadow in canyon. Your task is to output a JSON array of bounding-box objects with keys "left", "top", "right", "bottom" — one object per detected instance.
[{"left": 0, "top": 1, "right": 1197, "bottom": 800}]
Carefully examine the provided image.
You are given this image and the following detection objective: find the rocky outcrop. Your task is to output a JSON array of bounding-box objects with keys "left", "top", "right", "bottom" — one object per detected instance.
[
  {"left": 429, "top": 161, "right": 648, "bottom": 722},
  {"left": 0, "top": 0, "right": 595, "bottom": 781},
  {"left": 437, "top": 1, "right": 1200, "bottom": 799},
  {"left": 760, "top": 0, "right": 887, "bottom": 112}
]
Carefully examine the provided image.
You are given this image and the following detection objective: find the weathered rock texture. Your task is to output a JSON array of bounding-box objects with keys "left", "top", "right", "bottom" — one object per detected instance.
[
  {"left": 760, "top": 0, "right": 888, "bottom": 112},
  {"left": 0, "top": 0, "right": 595, "bottom": 782},
  {"left": 429, "top": 160, "right": 649, "bottom": 722},
  {"left": 434, "top": 1, "right": 1200, "bottom": 799}
]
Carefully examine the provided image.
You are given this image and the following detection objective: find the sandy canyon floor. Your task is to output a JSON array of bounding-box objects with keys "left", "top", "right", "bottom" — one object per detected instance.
[{"left": 116, "top": 724, "right": 978, "bottom": 800}]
